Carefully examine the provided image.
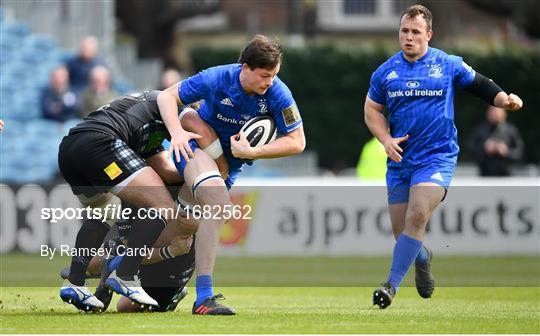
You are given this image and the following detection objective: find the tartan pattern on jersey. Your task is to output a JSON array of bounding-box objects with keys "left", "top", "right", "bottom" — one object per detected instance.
[
  {"left": 137, "top": 120, "right": 167, "bottom": 154},
  {"left": 111, "top": 139, "right": 146, "bottom": 174}
]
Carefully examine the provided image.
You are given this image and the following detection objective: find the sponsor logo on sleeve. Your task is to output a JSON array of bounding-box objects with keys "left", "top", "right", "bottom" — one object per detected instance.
[{"left": 282, "top": 104, "right": 301, "bottom": 126}]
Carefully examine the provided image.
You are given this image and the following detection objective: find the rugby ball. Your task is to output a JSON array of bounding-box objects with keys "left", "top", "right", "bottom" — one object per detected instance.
[{"left": 239, "top": 115, "right": 277, "bottom": 147}]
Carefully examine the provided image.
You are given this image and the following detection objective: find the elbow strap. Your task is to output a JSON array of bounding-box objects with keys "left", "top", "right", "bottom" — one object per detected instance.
[{"left": 464, "top": 72, "right": 503, "bottom": 105}]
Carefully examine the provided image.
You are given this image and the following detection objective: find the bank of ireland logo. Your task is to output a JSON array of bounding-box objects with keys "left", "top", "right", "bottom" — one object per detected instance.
[
  {"left": 241, "top": 114, "right": 251, "bottom": 121},
  {"left": 219, "top": 191, "right": 259, "bottom": 246},
  {"left": 406, "top": 81, "right": 420, "bottom": 88},
  {"left": 428, "top": 64, "right": 443, "bottom": 78}
]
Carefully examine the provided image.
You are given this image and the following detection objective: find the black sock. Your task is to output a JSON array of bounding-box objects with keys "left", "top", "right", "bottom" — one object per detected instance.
[
  {"left": 116, "top": 212, "right": 166, "bottom": 279},
  {"left": 68, "top": 219, "right": 110, "bottom": 286}
]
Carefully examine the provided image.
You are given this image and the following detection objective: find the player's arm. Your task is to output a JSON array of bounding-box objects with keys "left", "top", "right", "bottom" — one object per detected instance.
[
  {"left": 180, "top": 108, "right": 229, "bottom": 179},
  {"left": 142, "top": 235, "right": 193, "bottom": 265},
  {"left": 157, "top": 84, "right": 201, "bottom": 162},
  {"left": 464, "top": 73, "right": 523, "bottom": 111},
  {"left": 231, "top": 125, "right": 305, "bottom": 160},
  {"left": 0, "top": 119, "right": 4, "bottom": 131},
  {"left": 364, "top": 95, "right": 408, "bottom": 163}
]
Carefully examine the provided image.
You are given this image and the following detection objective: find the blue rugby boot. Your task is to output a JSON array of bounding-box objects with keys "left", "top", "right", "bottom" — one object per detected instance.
[
  {"left": 60, "top": 279, "right": 104, "bottom": 313},
  {"left": 104, "top": 270, "right": 158, "bottom": 307}
]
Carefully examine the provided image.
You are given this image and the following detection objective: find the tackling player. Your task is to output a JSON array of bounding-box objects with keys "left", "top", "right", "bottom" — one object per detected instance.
[
  {"left": 364, "top": 5, "right": 523, "bottom": 309},
  {"left": 57, "top": 90, "right": 221, "bottom": 311},
  {"left": 158, "top": 34, "right": 306, "bottom": 315},
  {"left": 61, "top": 219, "right": 196, "bottom": 313}
]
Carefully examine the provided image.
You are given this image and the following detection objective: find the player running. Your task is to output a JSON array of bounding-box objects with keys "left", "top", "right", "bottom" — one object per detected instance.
[
  {"left": 158, "top": 34, "right": 306, "bottom": 315},
  {"left": 364, "top": 4, "right": 523, "bottom": 309}
]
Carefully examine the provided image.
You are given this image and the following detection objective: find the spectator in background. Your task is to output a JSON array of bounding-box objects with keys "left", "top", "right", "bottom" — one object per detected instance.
[
  {"left": 356, "top": 137, "right": 387, "bottom": 180},
  {"left": 41, "top": 66, "right": 80, "bottom": 122},
  {"left": 467, "top": 106, "right": 524, "bottom": 176},
  {"left": 160, "top": 69, "right": 182, "bottom": 90},
  {"left": 66, "top": 36, "right": 104, "bottom": 92},
  {"left": 80, "top": 65, "right": 118, "bottom": 117}
]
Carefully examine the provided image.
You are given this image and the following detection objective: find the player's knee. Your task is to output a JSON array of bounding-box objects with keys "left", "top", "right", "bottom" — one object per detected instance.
[
  {"left": 406, "top": 204, "right": 431, "bottom": 228},
  {"left": 191, "top": 170, "right": 225, "bottom": 199},
  {"left": 81, "top": 194, "right": 122, "bottom": 227}
]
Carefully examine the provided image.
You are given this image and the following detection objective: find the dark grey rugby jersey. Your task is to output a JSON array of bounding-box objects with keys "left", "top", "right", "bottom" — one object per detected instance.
[{"left": 69, "top": 90, "right": 171, "bottom": 158}]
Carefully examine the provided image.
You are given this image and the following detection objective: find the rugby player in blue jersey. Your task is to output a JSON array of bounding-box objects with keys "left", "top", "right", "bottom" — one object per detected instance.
[
  {"left": 364, "top": 5, "right": 523, "bottom": 309},
  {"left": 158, "top": 34, "right": 306, "bottom": 314}
]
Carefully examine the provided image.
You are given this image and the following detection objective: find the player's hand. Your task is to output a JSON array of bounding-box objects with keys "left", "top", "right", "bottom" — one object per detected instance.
[
  {"left": 169, "top": 130, "right": 202, "bottom": 163},
  {"left": 169, "top": 235, "right": 193, "bottom": 256},
  {"left": 382, "top": 134, "right": 409, "bottom": 163},
  {"left": 0, "top": 119, "right": 4, "bottom": 131},
  {"left": 484, "top": 139, "right": 497, "bottom": 154},
  {"left": 504, "top": 93, "right": 523, "bottom": 112},
  {"left": 230, "top": 131, "right": 254, "bottom": 160},
  {"left": 496, "top": 142, "right": 509, "bottom": 156}
]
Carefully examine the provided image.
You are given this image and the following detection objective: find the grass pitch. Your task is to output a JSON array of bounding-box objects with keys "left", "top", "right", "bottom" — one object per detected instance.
[{"left": 1, "top": 255, "right": 539, "bottom": 333}]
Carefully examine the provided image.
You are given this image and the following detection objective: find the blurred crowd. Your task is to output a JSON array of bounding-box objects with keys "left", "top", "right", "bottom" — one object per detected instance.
[{"left": 40, "top": 36, "right": 117, "bottom": 121}]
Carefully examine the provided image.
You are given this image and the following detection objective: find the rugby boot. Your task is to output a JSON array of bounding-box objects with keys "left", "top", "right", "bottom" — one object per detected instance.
[
  {"left": 192, "top": 294, "right": 236, "bottom": 315},
  {"left": 415, "top": 247, "right": 435, "bottom": 298},
  {"left": 105, "top": 270, "right": 158, "bottom": 307},
  {"left": 373, "top": 282, "right": 396, "bottom": 309},
  {"left": 60, "top": 279, "right": 104, "bottom": 313}
]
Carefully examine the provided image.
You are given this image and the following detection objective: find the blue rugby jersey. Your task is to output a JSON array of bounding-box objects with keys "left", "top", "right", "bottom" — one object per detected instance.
[
  {"left": 179, "top": 63, "right": 302, "bottom": 185},
  {"left": 368, "top": 47, "right": 476, "bottom": 167}
]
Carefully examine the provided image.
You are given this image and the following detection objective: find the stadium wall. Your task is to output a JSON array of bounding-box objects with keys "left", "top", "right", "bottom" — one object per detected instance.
[{"left": 1, "top": 177, "right": 538, "bottom": 256}]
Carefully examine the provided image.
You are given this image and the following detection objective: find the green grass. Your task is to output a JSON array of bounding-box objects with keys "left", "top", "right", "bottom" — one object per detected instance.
[
  {"left": 1, "top": 287, "right": 539, "bottom": 333},
  {"left": 1, "top": 254, "right": 539, "bottom": 333},
  {"left": 2, "top": 253, "right": 539, "bottom": 286}
]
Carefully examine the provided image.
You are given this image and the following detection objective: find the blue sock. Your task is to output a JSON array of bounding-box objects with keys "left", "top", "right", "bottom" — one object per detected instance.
[
  {"left": 108, "top": 255, "right": 123, "bottom": 272},
  {"left": 415, "top": 245, "right": 429, "bottom": 264},
  {"left": 387, "top": 234, "right": 423, "bottom": 292},
  {"left": 195, "top": 275, "right": 214, "bottom": 306}
]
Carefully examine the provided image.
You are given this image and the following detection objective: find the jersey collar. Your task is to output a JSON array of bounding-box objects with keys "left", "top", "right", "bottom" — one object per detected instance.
[
  {"left": 233, "top": 64, "right": 244, "bottom": 94},
  {"left": 400, "top": 47, "right": 432, "bottom": 65}
]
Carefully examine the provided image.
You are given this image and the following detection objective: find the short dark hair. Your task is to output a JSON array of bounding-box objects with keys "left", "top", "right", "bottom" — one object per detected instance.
[
  {"left": 238, "top": 34, "right": 283, "bottom": 70},
  {"left": 401, "top": 5, "right": 432, "bottom": 32}
]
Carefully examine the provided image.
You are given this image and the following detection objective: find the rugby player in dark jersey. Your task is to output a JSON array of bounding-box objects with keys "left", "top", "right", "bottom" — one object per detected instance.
[
  {"left": 61, "top": 216, "right": 196, "bottom": 313},
  {"left": 58, "top": 90, "right": 229, "bottom": 312}
]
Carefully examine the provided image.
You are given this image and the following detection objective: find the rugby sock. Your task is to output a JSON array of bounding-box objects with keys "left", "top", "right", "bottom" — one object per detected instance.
[
  {"left": 68, "top": 219, "right": 110, "bottom": 286},
  {"left": 415, "top": 245, "right": 429, "bottom": 264},
  {"left": 387, "top": 233, "right": 423, "bottom": 292},
  {"left": 195, "top": 275, "right": 214, "bottom": 306},
  {"left": 108, "top": 255, "right": 123, "bottom": 272},
  {"left": 116, "top": 215, "right": 166, "bottom": 279}
]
